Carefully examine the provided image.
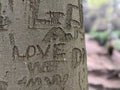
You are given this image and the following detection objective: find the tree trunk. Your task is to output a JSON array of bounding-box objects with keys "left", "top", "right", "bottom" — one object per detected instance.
[{"left": 0, "top": 0, "right": 88, "bottom": 90}]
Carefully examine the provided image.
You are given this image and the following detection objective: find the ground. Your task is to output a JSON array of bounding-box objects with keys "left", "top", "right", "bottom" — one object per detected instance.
[{"left": 86, "top": 35, "right": 120, "bottom": 90}]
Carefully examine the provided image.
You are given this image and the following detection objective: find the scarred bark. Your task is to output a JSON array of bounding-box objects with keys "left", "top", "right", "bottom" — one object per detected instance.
[{"left": 0, "top": 0, "right": 88, "bottom": 90}]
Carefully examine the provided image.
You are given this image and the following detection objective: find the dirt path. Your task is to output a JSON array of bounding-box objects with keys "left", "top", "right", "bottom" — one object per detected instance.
[{"left": 86, "top": 36, "right": 120, "bottom": 90}]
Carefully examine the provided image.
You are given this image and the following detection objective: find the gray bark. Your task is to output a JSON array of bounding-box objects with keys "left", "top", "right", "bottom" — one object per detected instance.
[{"left": 0, "top": 0, "right": 88, "bottom": 90}]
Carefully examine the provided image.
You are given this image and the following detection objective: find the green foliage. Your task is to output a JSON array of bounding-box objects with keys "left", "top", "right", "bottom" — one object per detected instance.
[
  {"left": 112, "top": 40, "right": 120, "bottom": 51},
  {"left": 88, "top": 30, "right": 120, "bottom": 51},
  {"left": 113, "top": 30, "right": 120, "bottom": 38},
  {"left": 87, "top": 0, "right": 109, "bottom": 7},
  {"left": 89, "top": 31, "right": 108, "bottom": 45},
  {"left": 89, "top": 31, "right": 108, "bottom": 40}
]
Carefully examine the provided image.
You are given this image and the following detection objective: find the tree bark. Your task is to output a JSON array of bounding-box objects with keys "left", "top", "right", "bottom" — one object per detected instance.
[{"left": 0, "top": 0, "right": 88, "bottom": 90}]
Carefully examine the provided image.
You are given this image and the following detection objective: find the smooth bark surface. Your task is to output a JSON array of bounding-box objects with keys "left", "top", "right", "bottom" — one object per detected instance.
[{"left": 0, "top": 0, "right": 88, "bottom": 90}]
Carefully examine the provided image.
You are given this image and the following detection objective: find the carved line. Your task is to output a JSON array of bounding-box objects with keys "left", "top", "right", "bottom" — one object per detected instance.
[
  {"left": 0, "top": 81, "right": 8, "bottom": 90},
  {"left": 71, "top": 48, "right": 82, "bottom": 69},
  {"left": 44, "top": 74, "right": 69, "bottom": 90},
  {"left": 78, "top": 72, "right": 82, "bottom": 90},
  {"left": 27, "top": 60, "right": 67, "bottom": 74},
  {"left": 42, "top": 27, "right": 73, "bottom": 43},
  {"left": 8, "top": 0, "right": 14, "bottom": 12},
  {"left": 18, "top": 74, "right": 69, "bottom": 90},
  {"left": 9, "top": 33, "right": 15, "bottom": 46}
]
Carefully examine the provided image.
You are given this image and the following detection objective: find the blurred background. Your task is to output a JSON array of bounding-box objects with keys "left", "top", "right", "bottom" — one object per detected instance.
[{"left": 83, "top": 0, "right": 120, "bottom": 90}]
